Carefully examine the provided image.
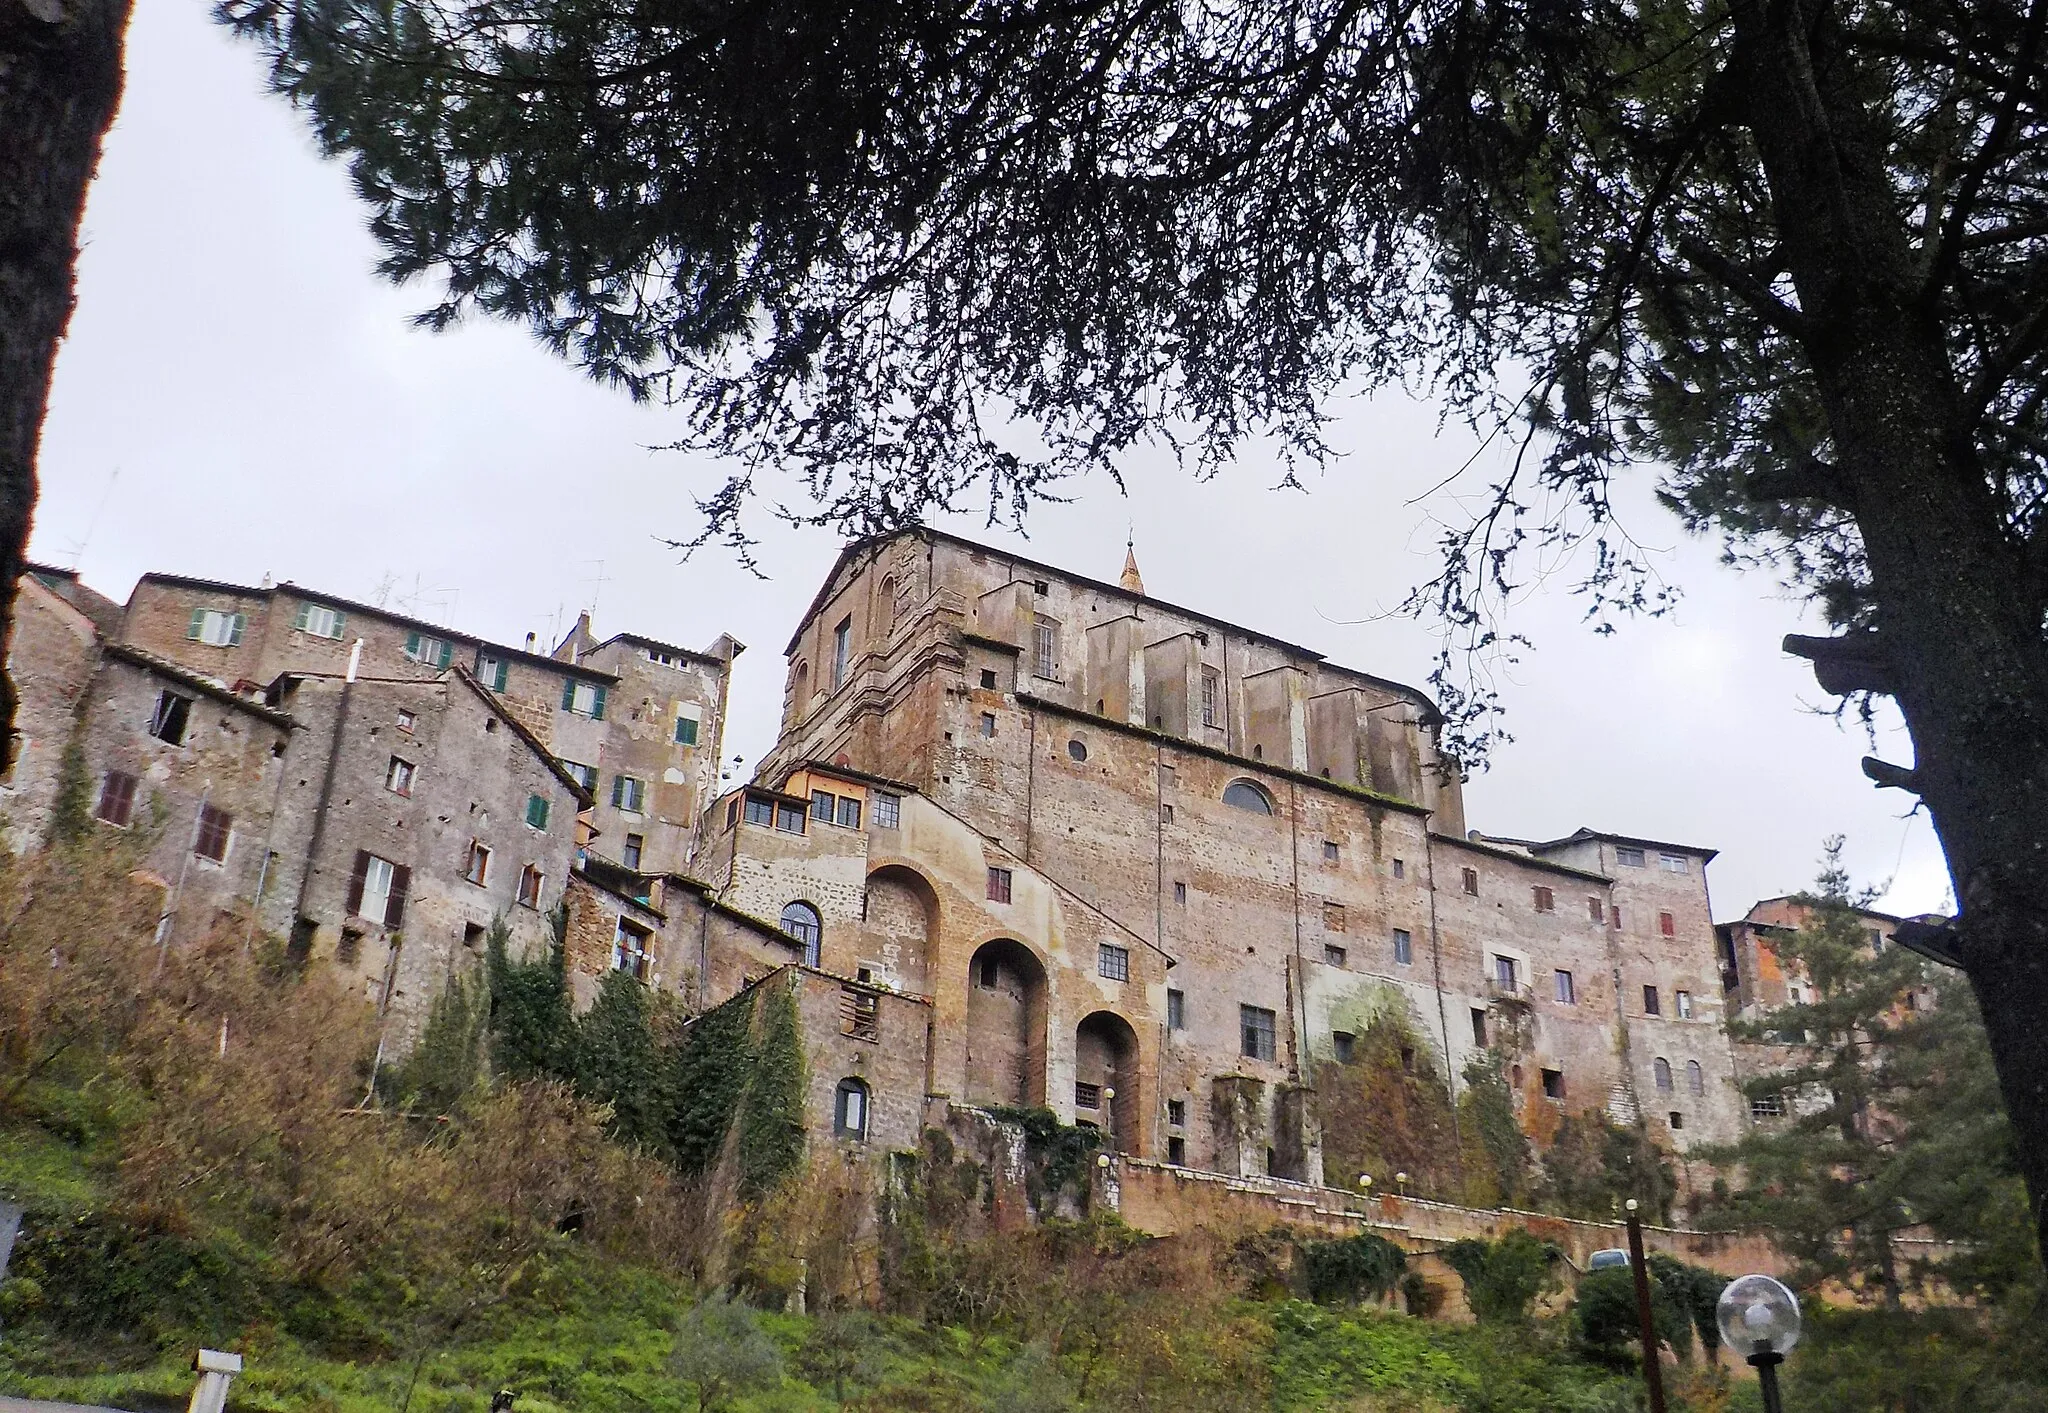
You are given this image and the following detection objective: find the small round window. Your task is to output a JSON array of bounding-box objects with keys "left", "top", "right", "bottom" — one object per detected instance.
[{"left": 1068, "top": 739, "right": 1088, "bottom": 762}]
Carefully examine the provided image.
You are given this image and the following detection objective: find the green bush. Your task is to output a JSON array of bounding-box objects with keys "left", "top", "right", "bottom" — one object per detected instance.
[
  {"left": 1299, "top": 1232, "right": 1407, "bottom": 1305},
  {"left": 1439, "top": 1231, "right": 1561, "bottom": 1323}
]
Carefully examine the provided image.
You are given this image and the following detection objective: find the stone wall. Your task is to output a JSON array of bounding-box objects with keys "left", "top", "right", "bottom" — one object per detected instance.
[{"left": 2, "top": 576, "right": 103, "bottom": 850}]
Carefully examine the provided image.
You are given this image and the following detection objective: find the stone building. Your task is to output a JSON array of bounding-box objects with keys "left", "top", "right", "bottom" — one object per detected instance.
[{"left": 4, "top": 531, "right": 1794, "bottom": 1186}]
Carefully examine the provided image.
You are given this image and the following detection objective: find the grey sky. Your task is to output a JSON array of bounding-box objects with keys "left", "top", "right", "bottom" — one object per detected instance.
[{"left": 31, "top": 0, "right": 1949, "bottom": 921}]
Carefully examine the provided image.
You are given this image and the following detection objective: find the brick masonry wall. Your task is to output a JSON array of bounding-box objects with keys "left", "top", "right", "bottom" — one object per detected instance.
[{"left": 2, "top": 578, "right": 102, "bottom": 850}]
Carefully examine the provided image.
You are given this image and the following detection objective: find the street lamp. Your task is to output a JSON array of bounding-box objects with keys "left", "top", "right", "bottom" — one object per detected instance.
[
  {"left": 1394, "top": 1171, "right": 1409, "bottom": 1195},
  {"left": 1356, "top": 1173, "right": 1373, "bottom": 1195},
  {"left": 1717, "top": 1274, "right": 1802, "bottom": 1413}
]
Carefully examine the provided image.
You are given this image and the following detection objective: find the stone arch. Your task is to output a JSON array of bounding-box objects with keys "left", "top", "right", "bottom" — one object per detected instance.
[
  {"left": 965, "top": 938, "right": 1048, "bottom": 1108},
  {"left": 864, "top": 863, "right": 939, "bottom": 995},
  {"left": 1075, "top": 1010, "right": 1141, "bottom": 1150}
]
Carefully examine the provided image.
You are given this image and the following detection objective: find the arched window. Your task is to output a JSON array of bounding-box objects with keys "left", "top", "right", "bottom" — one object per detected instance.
[
  {"left": 1653, "top": 1056, "right": 1674, "bottom": 1092},
  {"left": 1686, "top": 1059, "right": 1704, "bottom": 1096},
  {"left": 834, "top": 1078, "right": 870, "bottom": 1140},
  {"left": 1222, "top": 779, "right": 1273, "bottom": 814},
  {"left": 780, "top": 901, "right": 822, "bottom": 967}
]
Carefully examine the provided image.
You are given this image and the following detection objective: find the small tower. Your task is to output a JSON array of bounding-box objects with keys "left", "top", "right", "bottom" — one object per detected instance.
[{"left": 1119, "top": 535, "right": 1146, "bottom": 596}]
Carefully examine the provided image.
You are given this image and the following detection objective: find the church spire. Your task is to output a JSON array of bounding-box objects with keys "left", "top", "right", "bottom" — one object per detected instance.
[{"left": 1119, "top": 532, "right": 1146, "bottom": 595}]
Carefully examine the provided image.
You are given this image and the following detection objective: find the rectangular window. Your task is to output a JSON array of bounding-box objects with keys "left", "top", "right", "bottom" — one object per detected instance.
[
  {"left": 1323, "top": 840, "right": 1340, "bottom": 863},
  {"left": 812, "top": 789, "right": 836, "bottom": 822},
  {"left": 613, "top": 917, "right": 652, "bottom": 980},
  {"left": 356, "top": 853, "right": 394, "bottom": 921},
  {"left": 149, "top": 691, "right": 192, "bottom": 745},
  {"left": 404, "top": 631, "right": 452, "bottom": 668},
  {"left": 1669, "top": 1111, "right": 1685, "bottom": 1131},
  {"left": 1616, "top": 846, "right": 1646, "bottom": 867},
  {"left": 980, "top": 712, "right": 997, "bottom": 738},
  {"left": 94, "top": 771, "right": 137, "bottom": 827},
  {"left": 1392, "top": 858, "right": 1405, "bottom": 879},
  {"left": 463, "top": 840, "right": 490, "bottom": 885},
  {"left": 1075, "top": 1081, "right": 1101, "bottom": 1110},
  {"left": 987, "top": 866, "right": 1013, "bottom": 903},
  {"left": 386, "top": 756, "right": 416, "bottom": 797},
  {"left": 1461, "top": 867, "right": 1479, "bottom": 896},
  {"left": 1471, "top": 1008, "right": 1487, "bottom": 1047},
  {"left": 1555, "top": 969, "right": 1577, "bottom": 1004},
  {"left": 1159, "top": 802, "right": 1174, "bottom": 824},
  {"left": 1098, "top": 943, "right": 1130, "bottom": 981},
  {"left": 186, "top": 607, "right": 245, "bottom": 647},
  {"left": 1612, "top": 905, "right": 1624, "bottom": 930},
  {"left": 1200, "top": 666, "right": 1220, "bottom": 727},
  {"left": 1323, "top": 901, "right": 1346, "bottom": 933},
  {"left": 1167, "top": 988, "right": 1185, "bottom": 1030},
  {"left": 1533, "top": 885, "right": 1554, "bottom": 912},
  {"left": 1541, "top": 1068, "right": 1565, "bottom": 1100},
  {"left": 743, "top": 794, "right": 774, "bottom": 827},
  {"left": 562, "top": 680, "right": 608, "bottom": 719},
  {"left": 1588, "top": 896, "right": 1604, "bottom": 923},
  {"left": 1324, "top": 944, "right": 1347, "bottom": 967},
  {"left": 611, "top": 775, "right": 645, "bottom": 812},
  {"left": 1174, "top": 881, "right": 1187, "bottom": 905},
  {"left": 1660, "top": 853, "right": 1690, "bottom": 873},
  {"left": 194, "top": 804, "right": 232, "bottom": 863},
  {"left": 832, "top": 615, "right": 853, "bottom": 688},
  {"left": 1750, "top": 1093, "right": 1785, "bottom": 1119},
  {"left": 525, "top": 794, "right": 550, "bottom": 830},
  {"left": 560, "top": 760, "right": 597, "bottom": 793},
  {"left": 475, "top": 653, "right": 509, "bottom": 692},
  {"left": 622, "top": 833, "right": 643, "bottom": 869},
  {"left": 1393, "top": 928, "right": 1413, "bottom": 965},
  {"left": 1167, "top": 1135, "right": 1187, "bottom": 1165},
  {"left": 1332, "top": 1030, "right": 1355, "bottom": 1064},
  {"left": 1676, "top": 989, "right": 1693, "bottom": 1019},
  {"left": 774, "top": 801, "right": 805, "bottom": 833},
  {"left": 1643, "top": 984, "right": 1661, "bottom": 1016},
  {"left": 1659, "top": 910, "right": 1677, "bottom": 937},
  {"left": 674, "top": 713, "right": 700, "bottom": 745},
  {"left": 396, "top": 710, "right": 416, "bottom": 734},
  {"left": 1033, "top": 615, "right": 1059, "bottom": 679},
  {"left": 517, "top": 864, "right": 543, "bottom": 909},
  {"left": 1494, "top": 955, "right": 1518, "bottom": 989},
  {"left": 1240, "top": 1005, "right": 1277, "bottom": 1062},
  {"left": 872, "top": 792, "right": 901, "bottom": 829},
  {"left": 293, "top": 601, "right": 346, "bottom": 639},
  {"left": 980, "top": 668, "right": 998, "bottom": 689},
  {"left": 837, "top": 796, "right": 862, "bottom": 829},
  {"left": 1167, "top": 1098, "right": 1186, "bottom": 1127}
]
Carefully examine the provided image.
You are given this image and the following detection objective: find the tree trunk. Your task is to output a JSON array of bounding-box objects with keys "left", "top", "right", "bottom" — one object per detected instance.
[
  {"left": 0, "top": 0, "right": 131, "bottom": 767},
  {"left": 1733, "top": 0, "right": 2048, "bottom": 1260}
]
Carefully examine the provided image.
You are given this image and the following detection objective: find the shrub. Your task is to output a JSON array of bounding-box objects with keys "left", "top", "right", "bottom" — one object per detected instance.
[
  {"left": 1299, "top": 1232, "right": 1407, "bottom": 1305},
  {"left": 670, "top": 1292, "right": 784, "bottom": 1412},
  {"left": 1439, "top": 1231, "right": 1561, "bottom": 1323}
]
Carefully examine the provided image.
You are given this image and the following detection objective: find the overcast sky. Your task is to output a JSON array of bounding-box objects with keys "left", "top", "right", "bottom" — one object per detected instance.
[{"left": 31, "top": 0, "right": 1952, "bottom": 921}]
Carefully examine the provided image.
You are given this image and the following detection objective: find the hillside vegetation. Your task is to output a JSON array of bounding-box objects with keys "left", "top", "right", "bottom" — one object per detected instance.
[{"left": 2, "top": 836, "right": 2044, "bottom": 1412}]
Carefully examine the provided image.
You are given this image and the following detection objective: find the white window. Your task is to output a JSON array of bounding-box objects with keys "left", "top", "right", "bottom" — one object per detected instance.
[
  {"left": 294, "top": 602, "right": 346, "bottom": 639},
  {"left": 187, "top": 608, "right": 244, "bottom": 647},
  {"left": 1200, "top": 666, "right": 1220, "bottom": 726},
  {"left": 1676, "top": 989, "right": 1694, "bottom": 1019},
  {"left": 396, "top": 709, "right": 417, "bottom": 733},
  {"left": 1098, "top": 943, "right": 1129, "bottom": 982},
  {"left": 1033, "top": 615, "right": 1058, "bottom": 678},
  {"left": 361, "top": 855, "right": 395, "bottom": 919},
  {"left": 476, "top": 653, "right": 509, "bottom": 691},
  {"left": 565, "top": 680, "right": 607, "bottom": 718},
  {"left": 386, "top": 756, "right": 416, "bottom": 796},
  {"left": 561, "top": 760, "right": 598, "bottom": 792},
  {"left": 404, "top": 631, "right": 452, "bottom": 668},
  {"left": 872, "top": 792, "right": 901, "bottom": 829},
  {"left": 612, "top": 775, "right": 645, "bottom": 812},
  {"left": 614, "top": 917, "right": 652, "bottom": 980},
  {"left": 1660, "top": 853, "right": 1690, "bottom": 873}
]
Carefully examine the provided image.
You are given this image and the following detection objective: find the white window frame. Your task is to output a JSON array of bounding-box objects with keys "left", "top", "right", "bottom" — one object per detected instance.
[
  {"left": 193, "top": 609, "right": 241, "bottom": 647},
  {"left": 362, "top": 855, "right": 396, "bottom": 920},
  {"left": 298, "top": 603, "right": 346, "bottom": 639}
]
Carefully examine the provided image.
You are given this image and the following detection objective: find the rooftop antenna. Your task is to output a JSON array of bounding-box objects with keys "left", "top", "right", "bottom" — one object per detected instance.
[
  {"left": 578, "top": 558, "right": 611, "bottom": 617},
  {"left": 370, "top": 572, "right": 398, "bottom": 609},
  {"left": 60, "top": 466, "right": 120, "bottom": 570}
]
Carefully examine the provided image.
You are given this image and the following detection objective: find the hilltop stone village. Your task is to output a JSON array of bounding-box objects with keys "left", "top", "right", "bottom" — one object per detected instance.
[{"left": 6, "top": 529, "right": 1909, "bottom": 1225}]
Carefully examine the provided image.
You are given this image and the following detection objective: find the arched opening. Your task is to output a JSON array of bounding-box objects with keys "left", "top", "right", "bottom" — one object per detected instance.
[
  {"left": 878, "top": 576, "right": 897, "bottom": 636},
  {"left": 864, "top": 865, "right": 938, "bottom": 995},
  {"left": 1686, "top": 1059, "right": 1704, "bottom": 1096},
  {"left": 1223, "top": 779, "right": 1273, "bottom": 814},
  {"left": 790, "top": 661, "right": 810, "bottom": 724},
  {"left": 1075, "top": 1010, "right": 1141, "bottom": 1151},
  {"left": 1653, "top": 1056, "right": 1674, "bottom": 1092},
  {"left": 965, "top": 938, "right": 1047, "bottom": 1107},
  {"left": 834, "top": 1078, "right": 871, "bottom": 1140},
  {"left": 780, "top": 901, "right": 823, "bottom": 967}
]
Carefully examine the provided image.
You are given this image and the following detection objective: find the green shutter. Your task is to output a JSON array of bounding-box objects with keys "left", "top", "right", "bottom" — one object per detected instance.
[
  {"left": 228, "top": 613, "right": 246, "bottom": 646},
  {"left": 328, "top": 610, "right": 346, "bottom": 639},
  {"left": 674, "top": 715, "right": 698, "bottom": 745},
  {"left": 436, "top": 640, "right": 452, "bottom": 669},
  {"left": 590, "top": 686, "right": 607, "bottom": 721},
  {"left": 561, "top": 679, "right": 576, "bottom": 711},
  {"left": 293, "top": 602, "right": 310, "bottom": 631},
  {"left": 187, "top": 607, "right": 206, "bottom": 640},
  {"left": 527, "top": 794, "right": 549, "bottom": 830},
  {"left": 406, "top": 631, "right": 422, "bottom": 659},
  {"left": 609, "top": 775, "right": 624, "bottom": 808}
]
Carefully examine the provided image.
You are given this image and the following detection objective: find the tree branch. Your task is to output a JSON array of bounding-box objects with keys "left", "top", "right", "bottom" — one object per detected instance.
[{"left": 1784, "top": 631, "right": 1893, "bottom": 696}]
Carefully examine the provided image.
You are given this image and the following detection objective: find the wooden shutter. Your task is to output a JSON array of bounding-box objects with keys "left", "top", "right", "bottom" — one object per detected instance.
[
  {"left": 345, "top": 850, "right": 370, "bottom": 915},
  {"left": 293, "top": 602, "right": 310, "bottom": 631},
  {"left": 436, "top": 640, "right": 451, "bottom": 668},
  {"left": 590, "top": 686, "right": 607, "bottom": 720},
  {"left": 228, "top": 613, "right": 246, "bottom": 646},
  {"left": 187, "top": 607, "right": 207, "bottom": 640},
  {"left": 385, "top": 866, "right": 411, "bottom": 928},
  {"left": 561, "top": 679, "right": 577, "bottom": 711}
]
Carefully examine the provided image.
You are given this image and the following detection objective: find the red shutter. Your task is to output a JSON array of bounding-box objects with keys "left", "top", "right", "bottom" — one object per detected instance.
[
  {"left": 345, "top": 850, "right": 370, "bottom": 916},
  {"left": 386, "top": 866, "right": 411, "bottom": 928},
  {"left": 1659, "top": 911, "right": 1676, "bottom": 937}
]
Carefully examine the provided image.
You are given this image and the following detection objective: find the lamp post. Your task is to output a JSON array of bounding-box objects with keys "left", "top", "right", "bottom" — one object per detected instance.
[
  {"left": 1717, "top": 1274, "right": 1801, "bottom": 1413},
  {"left": 1624, "top": 1200, "right": 1666, "bottom": 1413},
  {"left": 1394, "top": 1171, "right": 1409, "bottom": 1196}
]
